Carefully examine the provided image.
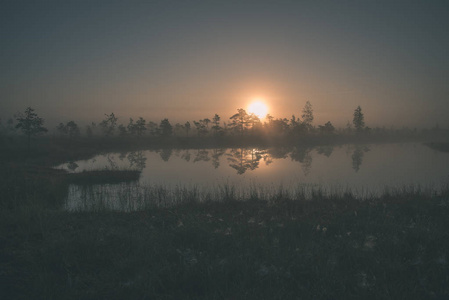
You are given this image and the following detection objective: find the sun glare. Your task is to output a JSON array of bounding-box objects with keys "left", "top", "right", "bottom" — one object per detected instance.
[{"left": 247, "top": 100, "right": 268, "bottom": 119}]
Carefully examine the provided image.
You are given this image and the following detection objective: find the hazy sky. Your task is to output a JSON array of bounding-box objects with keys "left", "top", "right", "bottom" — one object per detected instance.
[{"left": 1, "top": 0, "right": 449, "bottom": 128}]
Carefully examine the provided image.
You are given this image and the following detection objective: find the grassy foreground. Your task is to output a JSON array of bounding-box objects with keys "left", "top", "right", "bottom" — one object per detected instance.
[
  {"left": 1, "top": 139, "right": 449, "bottom": 299},
  {"left": 2, "top": 186, "right": 449, "bottom": 299}
]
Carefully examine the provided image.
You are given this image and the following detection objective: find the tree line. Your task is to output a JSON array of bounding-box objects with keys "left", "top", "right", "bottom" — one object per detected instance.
[{"left": 3, "top": 102, "right": 373, "bottom": 145}]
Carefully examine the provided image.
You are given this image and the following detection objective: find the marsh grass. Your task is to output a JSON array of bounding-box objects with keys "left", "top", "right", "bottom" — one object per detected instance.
[
  {"left": 2, "top": 139, "right": 449, "bottom": 299},
  {"left": 2, "top": 171, "right": 449, "bottom": 299},
  {"left": 63, "top": 180, "right": 446, "bottom": 213}
]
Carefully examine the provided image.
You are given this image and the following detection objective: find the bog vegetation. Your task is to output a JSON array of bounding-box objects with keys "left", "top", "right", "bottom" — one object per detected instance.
[{"left": 1, "top": 103, "right": 449, "bottom": 299}]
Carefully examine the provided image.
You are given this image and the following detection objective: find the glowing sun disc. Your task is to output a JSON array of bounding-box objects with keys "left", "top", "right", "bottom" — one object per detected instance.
[{"left": 248, "top": 101, "right": 268, "bottom": 118}]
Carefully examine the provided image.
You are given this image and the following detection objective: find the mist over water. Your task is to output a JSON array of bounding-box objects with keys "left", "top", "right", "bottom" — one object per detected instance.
[{"left": 58, "top": 143, "right": 449, "bottom": 210}]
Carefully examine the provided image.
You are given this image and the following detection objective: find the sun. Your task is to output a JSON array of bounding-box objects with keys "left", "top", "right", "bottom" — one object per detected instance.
[{"left": 247, "top": 100, "right": 269, "bottom": 119}]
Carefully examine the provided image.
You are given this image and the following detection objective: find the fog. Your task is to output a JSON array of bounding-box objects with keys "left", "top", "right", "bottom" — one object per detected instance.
[{"left": 2, "top": 1, "right": 449, "bottom": 129}]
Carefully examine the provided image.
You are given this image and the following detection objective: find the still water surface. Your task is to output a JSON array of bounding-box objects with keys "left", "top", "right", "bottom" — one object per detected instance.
[{"left": 58, "top": 143, "right": 449, "bottom": 210}]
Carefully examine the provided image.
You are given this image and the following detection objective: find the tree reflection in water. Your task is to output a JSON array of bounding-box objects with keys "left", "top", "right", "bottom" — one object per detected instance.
[
  {"left": 159, "top": 148, "right": 173, "bottom": 162},
  {"left": 60, "top": 143, "right": 384, "bottom": 182},
  {"left": 118, "top": 151, "right": 127, "bottom": 161},
  {"left": 127, "top": 151, "right": 147, "bottom": 171},
  {"left": 290, "top": 147, "right": 313, "bottom": 176},
  {"left": 351, "top": 145, "right": 370, "bottom": 172},
  {"left": 316, "top": 145, "right": 334, "bottom": 157},
  {"left": 211, "top": 149, "right": 226, "bottom": 168},
  {"left": 118, "top": 144, "right": 370, "bottom": 176},
  {"left": 193, "top": 149, "right": 210, "bottom": 163},
  {"left": 262, "top": 152, "right": 273, "bottom": 166},
  {"left": 267, "top": 147, "right": 289, "bottom": 159},
  {"left": 227, "top": 148, "right": 266, "bottom": 174},
  {"left": 67, "top": 161, "right": 79, "bottom": 172},
  {"left": 106, "top": 154, "right": 118, "bottom": 170},
  {"left": 181, "top": 150, "right": 191, "bottom": 162}
]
